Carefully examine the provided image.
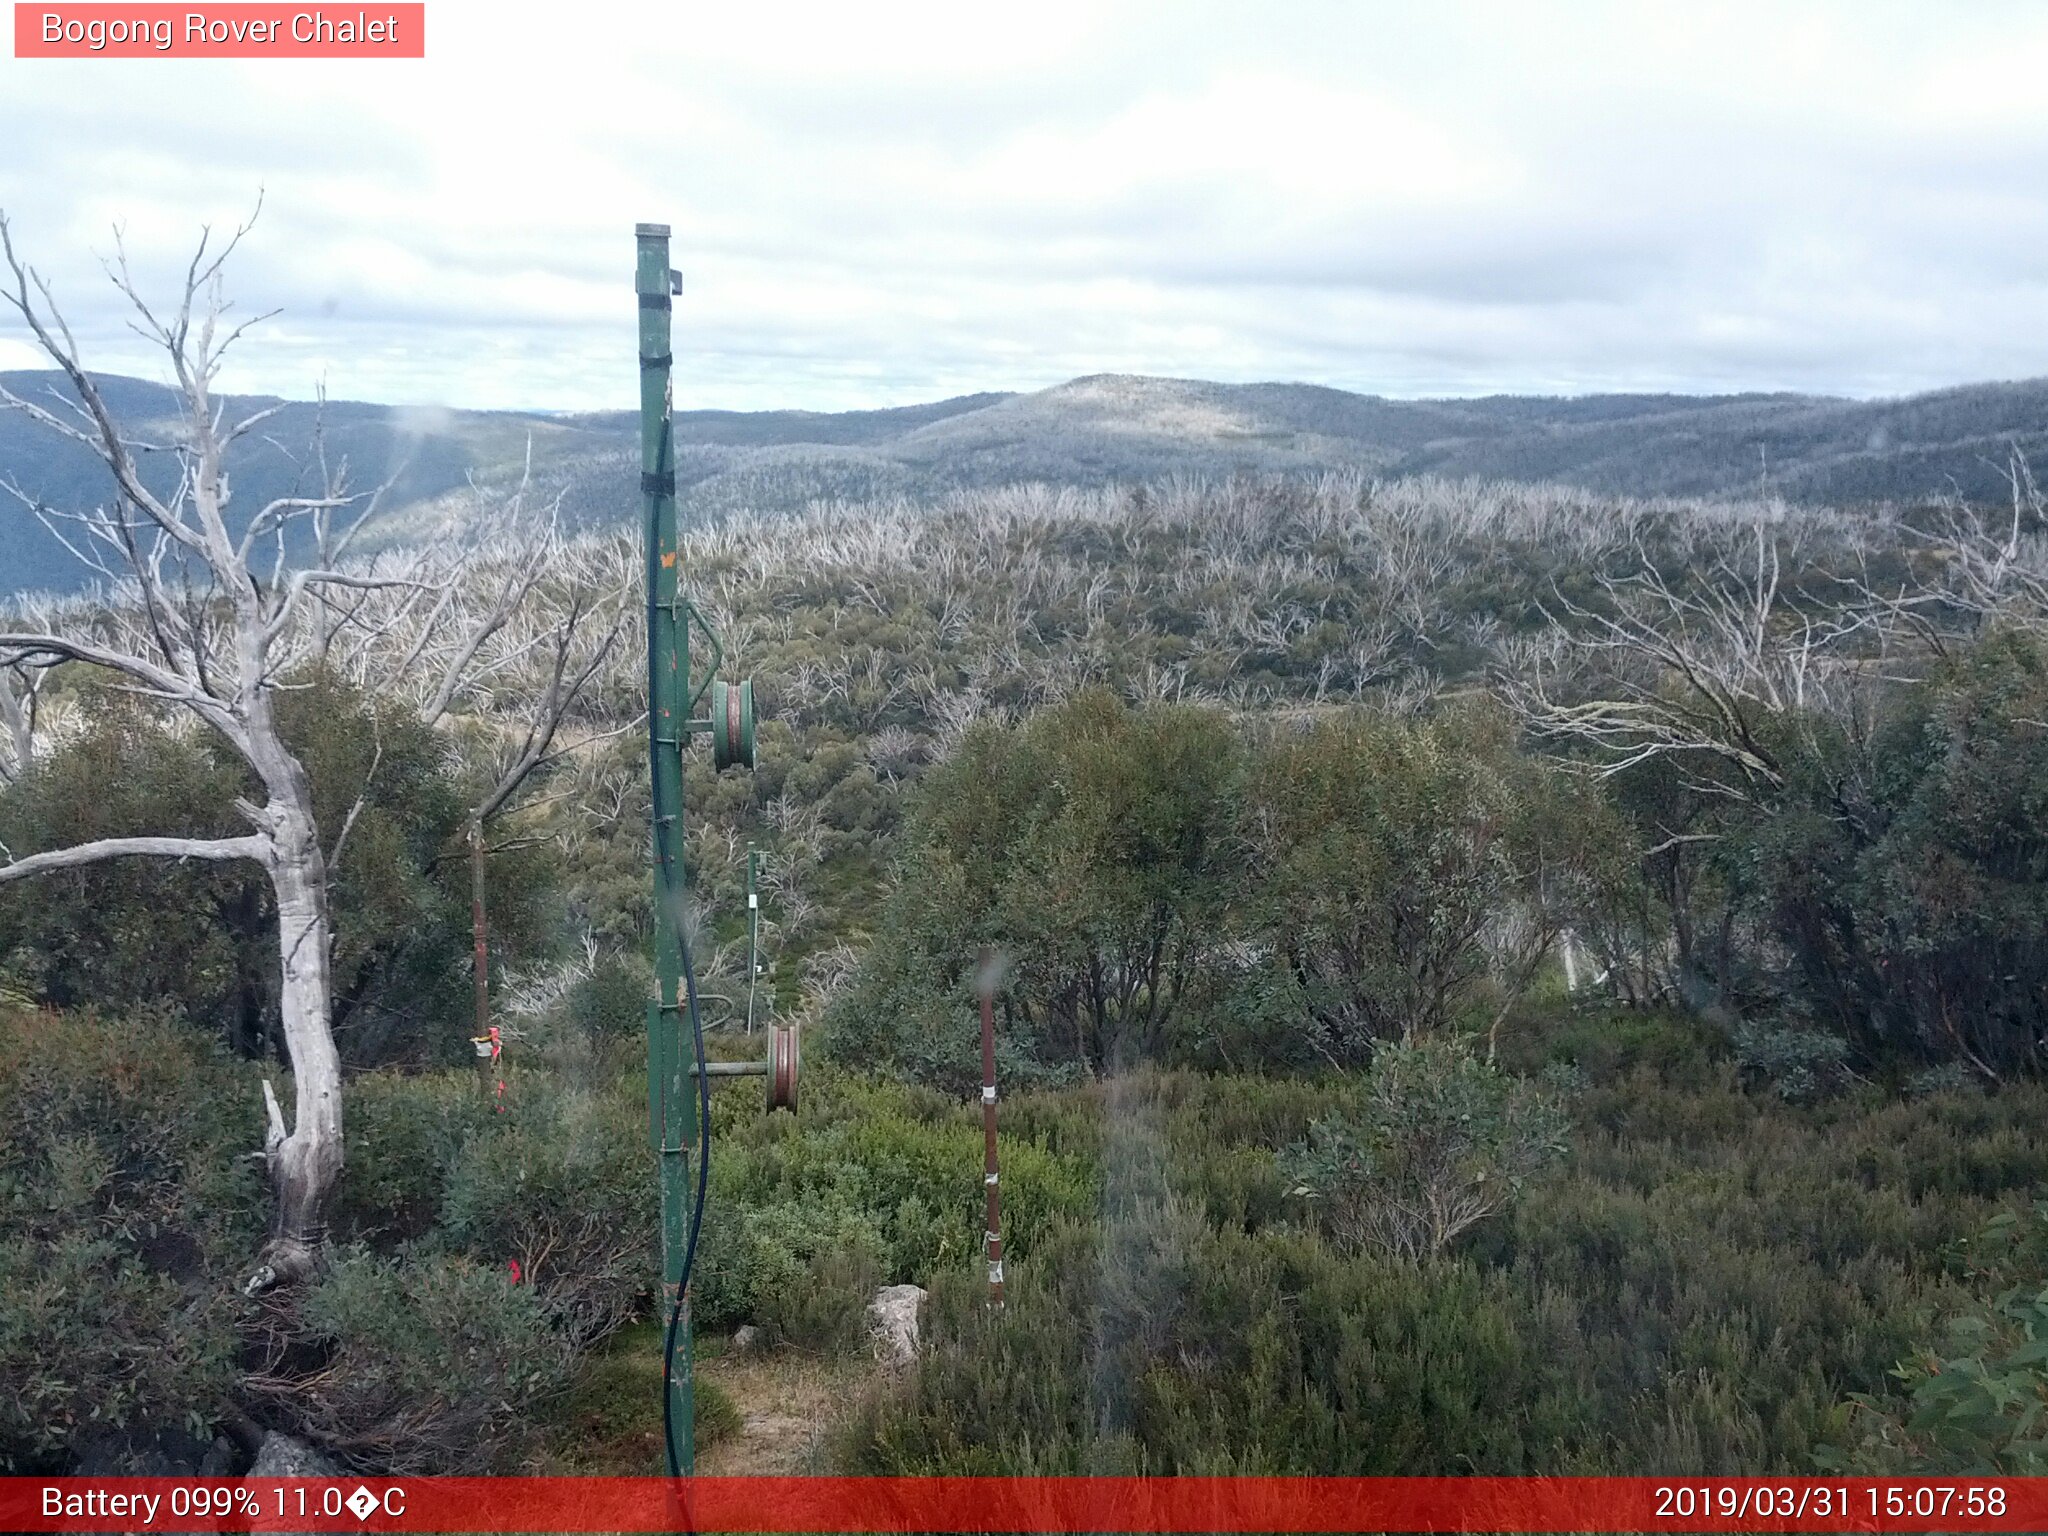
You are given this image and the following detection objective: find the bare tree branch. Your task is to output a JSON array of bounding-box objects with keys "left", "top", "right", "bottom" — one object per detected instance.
[{"left": 0, "top": 833, "right": 267, "bottom": 884}]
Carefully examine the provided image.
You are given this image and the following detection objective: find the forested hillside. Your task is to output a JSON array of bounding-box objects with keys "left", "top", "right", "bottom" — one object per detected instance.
[
  {"left": 9, "top": 368, "right": 2048, "bottom": 594},
  {"left": 6, "top": 461, "right": 2048, "bottom": 1478}
]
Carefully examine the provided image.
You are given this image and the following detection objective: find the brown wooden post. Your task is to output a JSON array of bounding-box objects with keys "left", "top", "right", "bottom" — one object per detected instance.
[
  {"left": 980, "top": 947, "right": 1004, "bottom": 1307},
  {"left": 469, "top": 819, "right": 492, "bottom": 1099}
]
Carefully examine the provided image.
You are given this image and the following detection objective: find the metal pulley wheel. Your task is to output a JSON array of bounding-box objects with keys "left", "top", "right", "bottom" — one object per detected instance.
[
  {"left": 766, "top": 1024, "right": 799, "bottom": 1113},
  {"left": 711, "top": 678, "right": 755, "bottom": 771}
]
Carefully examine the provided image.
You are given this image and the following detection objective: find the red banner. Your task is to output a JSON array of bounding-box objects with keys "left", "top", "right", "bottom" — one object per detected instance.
[
  {"left": 13, "top": 5, "right": 424, "bottom": 57},
  {"left": 5, "top": 1476, "right": 2045, "bottom": 1533}
]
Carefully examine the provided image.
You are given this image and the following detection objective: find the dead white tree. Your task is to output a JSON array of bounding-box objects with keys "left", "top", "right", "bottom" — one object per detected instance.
[
  {"left": 0, "top": 210, "right": 367, "bottom": 1291},
  {"left": 1499, "top": 521, "right": 1877, "bottom": 1006},
  {"left": 421, "top": 537, "right": 636, "bottom": 1060},
  {"left": 0, "top": 210, "right": 622, "bottom": 1290},
  {"left": 1506, "top": 523, "right": 1866, "bottom": 805},
  {"left": 1842, "top": 447, "right": 2048, "bottom": 659},
  {"left": 0, "top": 662, "right": 40, "bottom": 784}
]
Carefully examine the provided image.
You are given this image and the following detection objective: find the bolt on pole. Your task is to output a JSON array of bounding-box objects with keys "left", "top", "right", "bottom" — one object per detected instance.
[{"left": 637, "top": 220, "right": 696, "bottom": 1472}]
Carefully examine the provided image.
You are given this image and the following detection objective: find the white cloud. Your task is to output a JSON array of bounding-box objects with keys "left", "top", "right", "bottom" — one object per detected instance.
[
  {"left": 1, "top": 0, "right": 2044, "bottom": 411},
  {"left": 0, "top": 338, "right": 48, "bottom": 372}
]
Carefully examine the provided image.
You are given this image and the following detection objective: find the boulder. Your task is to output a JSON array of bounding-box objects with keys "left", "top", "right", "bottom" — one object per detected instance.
[
  {"left": 244, "top": 1432, "right": 340, "bottom": 1536},
  {"left": 867, "top": 1283, "right": 926, "bottom": 1369},
  {"left": 250, "top": 1430, "right": 339, "bottom": 1478},
  {"left": 731, "top": 1324, "right": 764, "bottom": 1353}
]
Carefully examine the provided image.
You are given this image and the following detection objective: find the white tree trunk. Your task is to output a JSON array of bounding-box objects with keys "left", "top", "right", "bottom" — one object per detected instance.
[
  {"left": 268, "top": 842, "right": 341, "bottom": 1239},
  {"left": 0, "top": 668, "right": 32, "bottom": 783},
  {"left": 243, "top": 755, "right": 344, "bottom": 1293}
]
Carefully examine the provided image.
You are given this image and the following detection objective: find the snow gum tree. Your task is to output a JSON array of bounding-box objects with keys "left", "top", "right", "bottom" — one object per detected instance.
[{"left": 0, "top": 210, "right": 626, "bottom": 1292}]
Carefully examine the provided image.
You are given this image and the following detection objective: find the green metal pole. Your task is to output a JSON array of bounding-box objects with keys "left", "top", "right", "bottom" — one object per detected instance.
[{"left": 637, "top": 221, "right": 695, "bottom": 1473}]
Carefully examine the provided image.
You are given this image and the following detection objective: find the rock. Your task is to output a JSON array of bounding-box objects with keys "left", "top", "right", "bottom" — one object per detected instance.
[
  {"left": 244, "top": 1432, "right": 339, "bottom": 1536},
  {"left": 731, "top": 1324, "right": 763, "bottom": 1353},
  {"left": 250, "top": 1430, "right": 339, "bottom": 1478},
  {"left": 867, "top": 1283, "right": 926, "bottom": 1369},
  {"left": 242, "top": 1236, "right": 318, "bottom": 1298}
]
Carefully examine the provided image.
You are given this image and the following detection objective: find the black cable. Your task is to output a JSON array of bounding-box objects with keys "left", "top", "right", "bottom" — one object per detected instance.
[
  {"left": 661, "top": 915, "right": 712, "bottom": 1482},
  {"left": 646, "top": 396, "right": 709, "bottom": 1485}
]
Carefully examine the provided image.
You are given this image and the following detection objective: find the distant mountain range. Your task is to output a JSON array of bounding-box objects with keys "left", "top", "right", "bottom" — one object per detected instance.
[{"left": 4, "top": 369, "right": 2046, "bottom": 594}]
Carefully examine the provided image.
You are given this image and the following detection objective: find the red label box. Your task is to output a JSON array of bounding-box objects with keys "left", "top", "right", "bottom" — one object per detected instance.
[
  {"left": 14, "top": 4, "right": 425, "bottom": 56},
  {"left": 6, "top": 1476, "right": 2048, "bottom": 1534}
]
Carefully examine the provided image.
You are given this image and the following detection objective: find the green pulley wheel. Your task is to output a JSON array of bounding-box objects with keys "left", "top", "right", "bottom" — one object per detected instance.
[{"left": 711, "top": 678, "right": 755, "bottom": 771}]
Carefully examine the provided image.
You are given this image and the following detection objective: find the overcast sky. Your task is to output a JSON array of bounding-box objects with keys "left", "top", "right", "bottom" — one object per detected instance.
[{"left": 2, "top": 0, "right": 2046, "bottom": 412}]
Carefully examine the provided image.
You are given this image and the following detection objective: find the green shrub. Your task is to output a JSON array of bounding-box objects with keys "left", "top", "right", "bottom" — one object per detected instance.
[
  {"left": 1282, "top": 1037, "right": 1572, "bottom": 1259},
  {"left": 687, "top": 1068, "right": 1096, "bottom": 1335},
  {"left": 0, "top": 677, "right": 564, "bottom": 1069},
  {"left": 1513, "top": 1007, "right": 1725, "bottom": 1087},
  {"left": 759, "top": 1240, "right": 885, "bottom": 1354},
  {"left": 1732, "top": 1022, "right": 1855, "bottom": 1104},
  {"left": 335, "top": 1067, "right": 652, "bottom": 1348},
  {"left": 827, "top": 690, "right": 1244, "bottom": 1083},
  {"left": 694, "top": 1190, "right": 887, "bottom": 1338},
  {"left": 436, "top": 1077, "right": 652, "bottom": 1345},
  {"left": 694, "top": 1377, "right": 745, "bottom": 1449},
  {"left": 833, "top": 696, "right": 1614, "bottom": 1083},
  {"left": 1905, "top": 1062, "right": 1984, "bottom": 1099},
  {"left": 0, "top": 705, "right": 245, "bottom": 1032},
  {"left": 833, "top": 1040, "right": 2048, "bottom": 1476},
  {"left": 837, "top": 1212, "right": 1548, "bottom": 1475},
  {"left": 0, "top": 1004, "right": 263, "bottom": 1471},
  {"left": 569, "top": 951, "right": 653, "bottom": 1043},
  {"left": 332, "top": 1069, "right": 490, "bottom": 1245},
  {"left": 250, "top": 1248, "right": 572, "bottom": 1474},
  {"left": 1731, "top": 629, "right": 2048, "bottom": 1077},
  {"left": 1238, "top": 703, "right": 1613, "bottom": 1063},
  {"left": 1827, "top": 1206, "right": 2048, "bottom": 1475},
  {"left": 540, "top": 1320, "right": 740, "bottom": 1470}
]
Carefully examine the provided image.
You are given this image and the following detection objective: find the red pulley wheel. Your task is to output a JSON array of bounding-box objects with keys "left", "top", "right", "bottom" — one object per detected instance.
[
  {"left": 766, "top": 1024, "right": 799, "bottom": 1113},
  {"left": 711, "top": 678, "right": 756, "bottom": 771}
]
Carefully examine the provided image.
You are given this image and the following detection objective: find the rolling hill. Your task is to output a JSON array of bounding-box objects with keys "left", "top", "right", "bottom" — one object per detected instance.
[{"left": 4, "top": 369, "right": 2044, "bottom": 594}]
